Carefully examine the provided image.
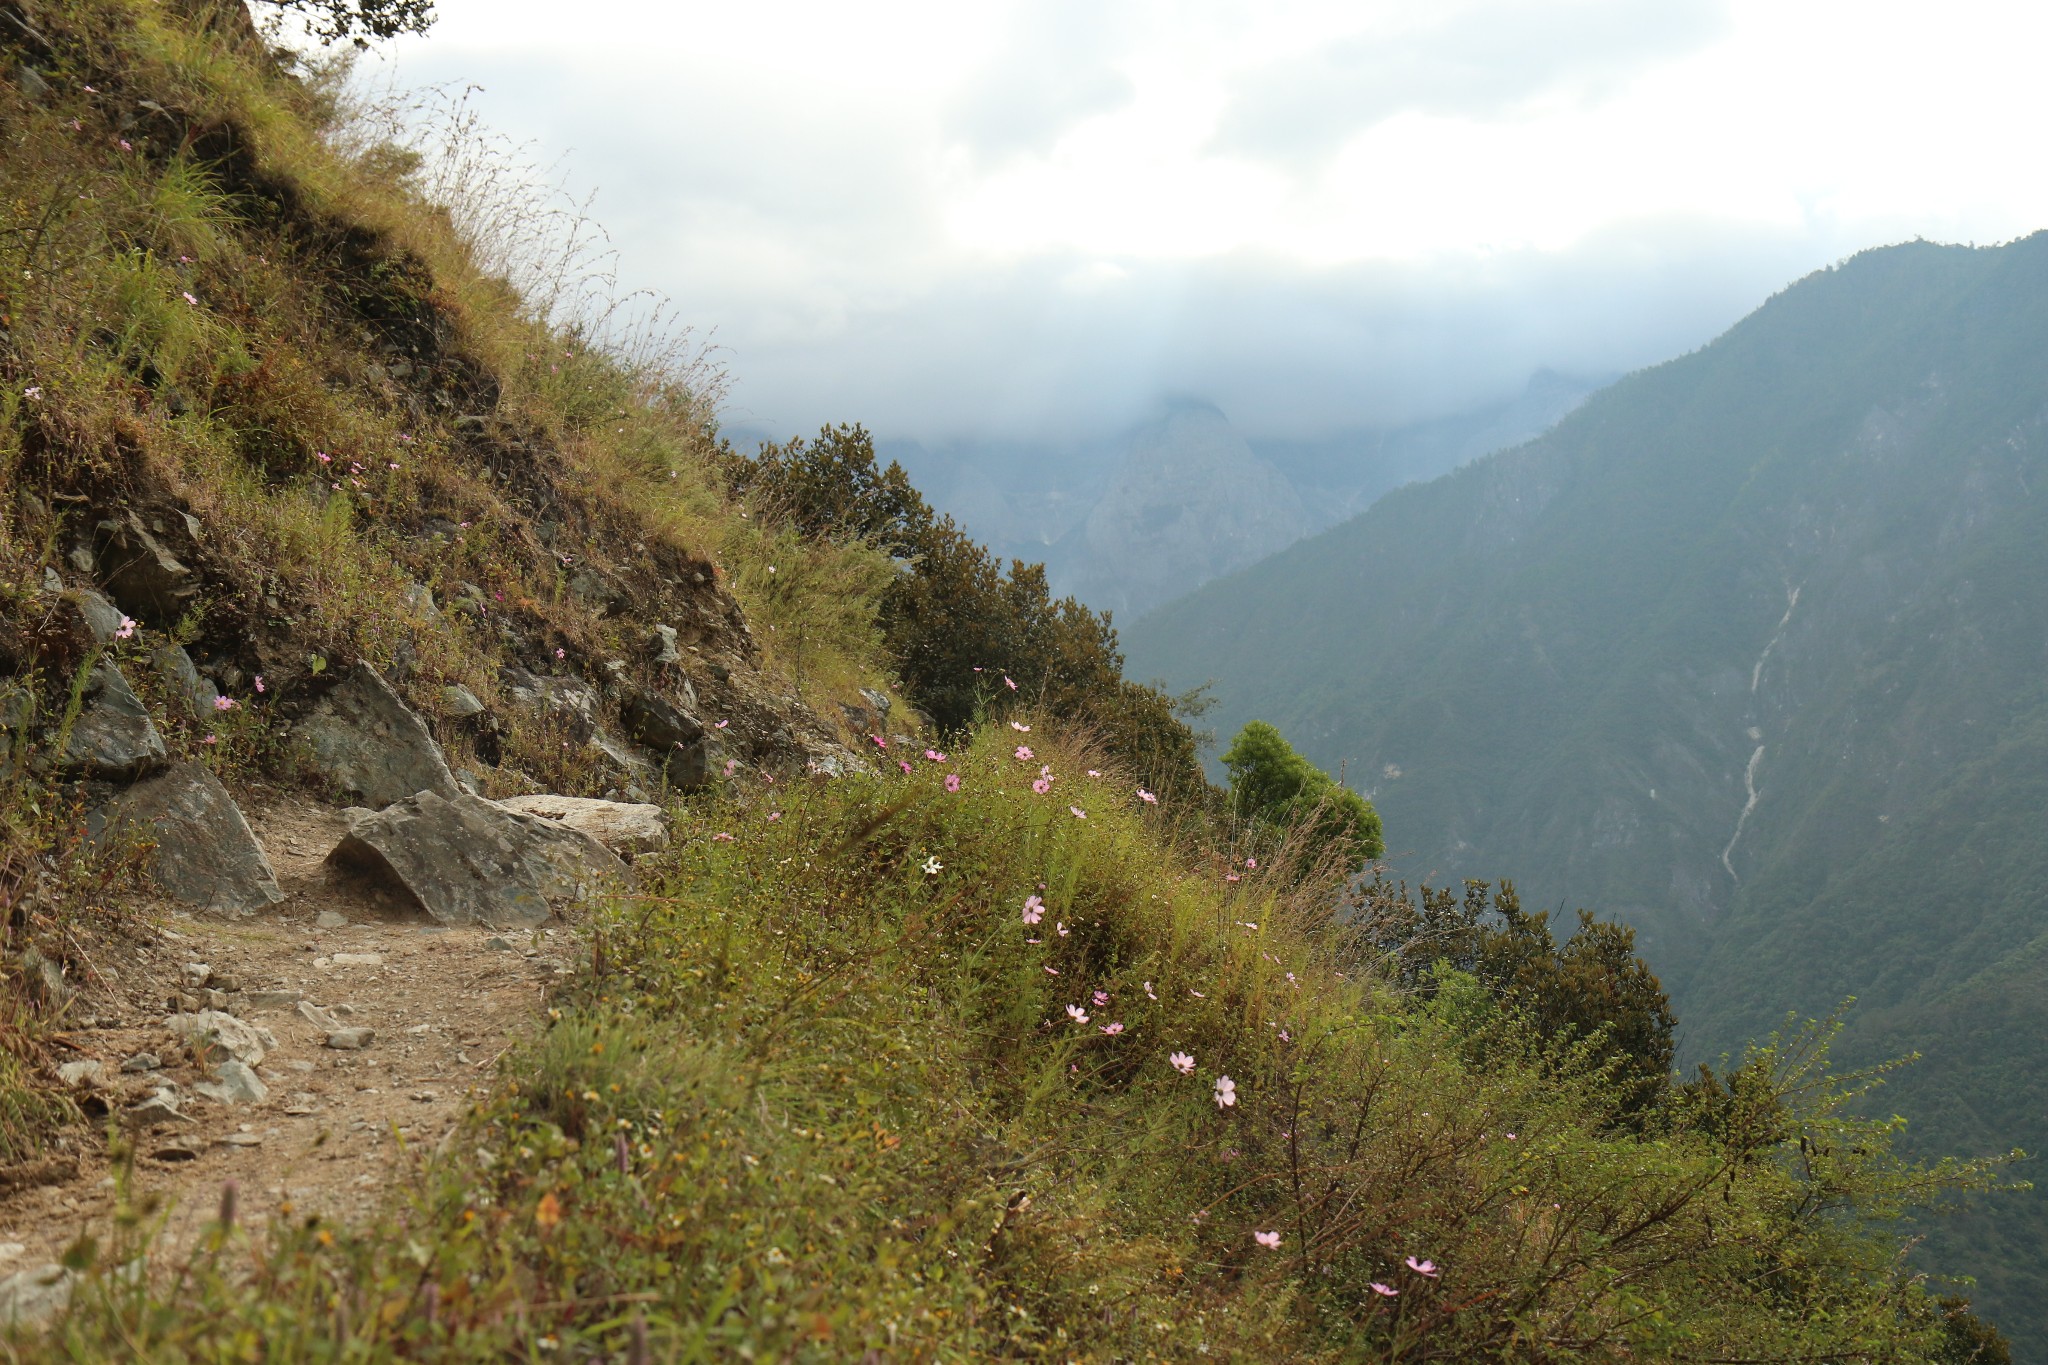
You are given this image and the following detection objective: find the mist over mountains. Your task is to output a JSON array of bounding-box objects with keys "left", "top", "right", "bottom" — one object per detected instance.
[
  {"left": 1124, "top": 233, "right": 2048, "bottom": 1353},
  {"left": 864, "top": 369, "right": 1604, "bottom": 619}
]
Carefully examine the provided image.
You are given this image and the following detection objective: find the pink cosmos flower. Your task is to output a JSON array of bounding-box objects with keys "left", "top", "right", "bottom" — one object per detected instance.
[
  {"left": 1014, "top": 746, "right": 1034, "bottom": 761},
  {"left": 181, "top": 292, "right": 198, "bottom": 306},
  {"left": 716, "top": 719, "right": 729, "bottom": 728},
  {"left": 1371, "top": 1283, "right": 1398, "bottom": 1298},
  {"left": 1087, "top": 769, "right": 1102, "bottom": 778},
  {"left": 1143, "top": 981, "right": 1157, "bottom": 999},
  {"left": 1405, "top": 1257, "right": 1439, "bottom": 1278},
  {"left": 316, "top": 452, "right": 332, "bottom": 463},
  {"left": 1031, "top": 777, "right": 1051, "bottom": 795},
  {"left": 1190, "top": 989, "right": 1206, "bottom": 998},
  {"left": 1044, "top": 965, "right": 1059, "bottom": 975},
  {"left": 1245, "top": 857, "right": 1258, "bottom": 870},
  {"left": 1226, "top": 873, "right": 1241, "bottom": 883},
  {"left": 767, "top": 812, "right": 782, "bottom": 822},
  {"left": 1092, "top": 990, "right": 1109, "bottom": 1007},
  {"left": 1169, "top": 1051, "right": 1195, "bottom": 1075},
  {"left": 1065, "top": 1004, "right": 1089, "bottom": 1024},
  {"left": 1010, "top": 721, "right": 1030, "bottom": 732},
  {"left": 389, "top": 462, "right": 400, "bottom": 471},
  {"left": 1069, "top": 806, "right": 1086, "bottom": 819},
  {"left": 1056, "top": 921, "right": 1070, "bottom": 938},
  {"left": 1100, "top": 1022, "right": 1123, "bottom": 1036},
  {"left": 201, "top": 734, "right": 217, "bottom": 745},
  {"left": 118, "top": 139, "right": 132, "bottom": 152},
  {"left": 553, "top": 647, "right": 565, "bottom": 659},
  {"left": 1136, "top": 788, "right": 1157, "bottom": 804},
  {"left": 21, "top": 386, "right": 40, "bottom": 400},
  {"left": 711, "top": 832, "right": 734, "bottom": 842},
  {"left": 724, "top": 759, "right": 738, "bottom": 775},
  {"left": 899, "top": 760, "right": 913, "bottom": 774},
  {"left": 213, "top": 695, "right": 237, "bottom": 711},
  {"left": 871, "top": 735, "right": 888, "bottom": 749},
  {"left": 1004, "top": 675, "right": 1017, "bottom": 690},
  {"left": 945, "top": 774, "right": 962, "bottom": 792},
  {"left": 1021, "top": 895, "right": 1044, "bottom": 925},
  {"left": 1254, "top": 1231, "right": 1281, "bottom": 1249},
  {"left": 1214, "top": 1076, "right": 1236, "bottom": 1108},
  {"left": 253, "top": 675, "right": 265, "bottom": 693},
  {"left": 114, "top": 616, "right": 137, "bottom": 640},
  {"left": 924, "top": 749, "right": 940, "bottom": 761},
  {"left": 1279, "top": 1029, "right": 1291, "bottom": 1042}
]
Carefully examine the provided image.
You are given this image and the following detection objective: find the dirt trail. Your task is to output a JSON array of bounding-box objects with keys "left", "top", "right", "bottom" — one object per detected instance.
[{"left": 0, "top": 787, "right": 567, "bottom": 1272}]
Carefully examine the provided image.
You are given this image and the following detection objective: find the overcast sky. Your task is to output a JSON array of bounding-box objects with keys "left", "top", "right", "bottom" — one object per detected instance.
[{"left": 361, "top": 0, "right": 2048, "bottom": 441}]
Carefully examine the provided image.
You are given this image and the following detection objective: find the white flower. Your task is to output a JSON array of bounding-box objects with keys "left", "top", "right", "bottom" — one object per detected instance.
[
  {"left": 1169, "top": 1051, "right": 1195, "bottom": 1075},
  {"left": 1214, "top": 1076, "right": 1237, "bottom": 1108},
  {"left": 920, "top": 856, "right": 942, "bottom": 875}
]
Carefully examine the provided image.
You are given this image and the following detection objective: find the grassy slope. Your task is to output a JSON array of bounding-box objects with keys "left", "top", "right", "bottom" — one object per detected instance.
[{"left": 32, "top": 731, "right": 1999, "bottom": 1360}]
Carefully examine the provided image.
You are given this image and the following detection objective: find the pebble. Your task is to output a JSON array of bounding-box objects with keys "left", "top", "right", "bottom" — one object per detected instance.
[
  {"left": 315, "top": 911, "right": 349, "bottom": 929},
  {"left": 180, "top": 963, "right": 212, "bottom": 988},
  {"left": 243, "top": 990, "right": 304, "bottom": 1010},
  {"left": 119, "top": 1052, "right": 161, "bottom": 1074},
  {"left": 329, "top": 953, "right": 383, "bottom": 968},
  {"left": 325, "top": 1027, "right": 375, "bottom": 1051},
  {"left": 483, "top": 936, "right": 515, "bottom": 951}
]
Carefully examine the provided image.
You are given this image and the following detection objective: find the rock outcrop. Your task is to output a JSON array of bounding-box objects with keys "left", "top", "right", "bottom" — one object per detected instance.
[
  {"left": 325, "top": 789, "right": 625, "bottom": 926},
  {"left": 61, "top": 663, "right": 166, "bottom": 779},
  {"left": 92, "top": 761, "right": 284, "bottom": 914},
  {"left": 295, "top": 666, "right": 459, "bottom": 808},
  {"left": 497, "top": 794, "right": 670, "bottom": 858}
]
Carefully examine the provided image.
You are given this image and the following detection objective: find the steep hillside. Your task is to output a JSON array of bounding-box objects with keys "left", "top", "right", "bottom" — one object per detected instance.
[
  {"left": 1125, "top": 234, "right": 2048, "bottom": 1348},
  {"left": 0, "top": 4, "right": 2016, "bottom": 1359}
]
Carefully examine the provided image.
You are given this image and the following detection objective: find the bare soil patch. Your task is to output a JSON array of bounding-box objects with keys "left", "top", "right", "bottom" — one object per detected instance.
[{"left": 0, "top": 788, "right": 568, "bottom": 1271}]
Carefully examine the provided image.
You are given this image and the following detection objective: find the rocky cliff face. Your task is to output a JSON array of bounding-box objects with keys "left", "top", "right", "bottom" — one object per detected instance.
[{"left": 1067, "top": 403, "right": 1307, "bottom": 619}]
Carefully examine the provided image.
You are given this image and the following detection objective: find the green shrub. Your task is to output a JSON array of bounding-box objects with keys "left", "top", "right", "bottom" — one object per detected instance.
[{"left": 1221, "top": 718, "right": 1384, "bottom": 871}]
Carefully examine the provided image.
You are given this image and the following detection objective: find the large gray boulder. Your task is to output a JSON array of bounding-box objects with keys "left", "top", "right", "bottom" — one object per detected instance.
[
  {"left": 295, "top": 666, "right": 458, "bottom": 808},
  {"left": 497, "top": 794, "right": 670, "bottom": 859},
  {"left": 95, "top": 510, "right": 198, "bottom": 623},
  {"left": 326, "top": 789, "right": 625, "bottom": 926},
  {"left": 150, "top": 645, "right": 219, "bottom": 718},
  {"left": 93, "top": 762, "right": 283, "bottom": 914},
  {"left": 619, "top": 686, "right": 709, "bottom": 790},
  {"left": 62, "top": 664, "right": 166, "bottom": 779}
]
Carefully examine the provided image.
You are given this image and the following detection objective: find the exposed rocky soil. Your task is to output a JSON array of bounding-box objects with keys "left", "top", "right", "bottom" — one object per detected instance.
[{"left": 0, "top": 790, "right": 588, "bottom": 1272}]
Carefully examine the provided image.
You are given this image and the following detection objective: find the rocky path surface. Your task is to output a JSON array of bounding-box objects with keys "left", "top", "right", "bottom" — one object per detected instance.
[{"left": 0, "top": 791, "right": 572, "bottom": 1280}]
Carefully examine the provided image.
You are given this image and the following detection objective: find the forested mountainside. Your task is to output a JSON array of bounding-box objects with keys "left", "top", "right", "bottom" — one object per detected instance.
[{"left": 1125, "top": 233, "right": 2048, "bottom": 1352}]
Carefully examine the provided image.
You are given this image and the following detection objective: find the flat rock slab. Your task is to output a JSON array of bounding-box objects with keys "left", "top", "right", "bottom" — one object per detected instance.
[
  {"left": 497, "top": 794, "right": 670, "bottom": 858},
  {"left": 93, "top": 761, "right": 283, "bottom": 914},
  {"left": 295, "top": 665, "right": 458, "bottom": 809},
  {"left": 325, "top": 789, "right": 625, "bottom": 927}
]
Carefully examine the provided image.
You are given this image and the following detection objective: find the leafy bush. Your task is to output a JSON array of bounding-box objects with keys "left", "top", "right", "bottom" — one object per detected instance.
[
  {"left": 1355, "top": 876, "right": 1676, "bottom": 1122},
  {"left": 723, "top": 424, "right": 1209, "bottom": 797},
  {"left": 1221, "top": 718, "right": 1384, "bottom": 871}
]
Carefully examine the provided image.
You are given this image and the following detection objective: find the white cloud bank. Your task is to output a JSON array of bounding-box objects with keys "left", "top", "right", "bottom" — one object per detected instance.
[{"left": 362, "top": 0, "right": 2048, "bottom": 440}]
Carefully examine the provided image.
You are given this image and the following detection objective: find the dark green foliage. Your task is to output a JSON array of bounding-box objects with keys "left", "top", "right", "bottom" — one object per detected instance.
[
  {"left": 1356, "top": 876, "right": 1676, "bottom": 1119},
  {"left": 252, "top": 0, "right": 436, "bottom": 46},
  {"left": 1935, "top": 1296, "right": 2014, "bottom": 1365},
  {"left": 723, "top": 424, "right": 1208, "bottom": 797},
  {"left": 1221, "top": 718, "right": 1383, "bottom": 869}
]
